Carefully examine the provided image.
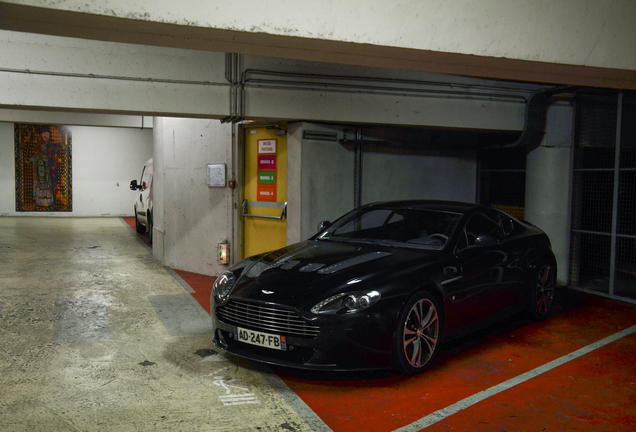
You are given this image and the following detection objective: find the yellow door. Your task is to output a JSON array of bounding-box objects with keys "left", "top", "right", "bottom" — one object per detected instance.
[{"left": 242, "top": 126, "right": 287, "bottom": 258}]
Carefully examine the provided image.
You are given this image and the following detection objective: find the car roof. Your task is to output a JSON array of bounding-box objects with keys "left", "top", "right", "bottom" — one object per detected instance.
[{"left": 361, "top": 200, "right": 490, "bottom": 214}]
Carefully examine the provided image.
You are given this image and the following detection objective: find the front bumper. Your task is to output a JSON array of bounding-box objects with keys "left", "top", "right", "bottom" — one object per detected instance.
[{"left": 211, "top": 300, "right": 397, "bottom": 371}]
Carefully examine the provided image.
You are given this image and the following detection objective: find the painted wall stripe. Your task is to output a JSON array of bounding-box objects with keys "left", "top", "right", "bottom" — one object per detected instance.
[{"left": 394, "top": 324, "right": 636, "bottom": 432}]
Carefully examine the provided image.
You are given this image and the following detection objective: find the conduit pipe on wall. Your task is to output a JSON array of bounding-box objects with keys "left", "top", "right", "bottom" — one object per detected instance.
[
  {"left": 219, "top": 65, "right": 537, "bottom": 124},
  {"left": 241, "top": 70, "right": 534, "bottom": 103},
  {"left": 221, "top": 53, "right": 243, "bottom": 124},
  {"left": 485, "top": 86, "right": 579, "bottom": 152},
  {"left": 0, "top": 67, "right": 224, "bottom": 87}
]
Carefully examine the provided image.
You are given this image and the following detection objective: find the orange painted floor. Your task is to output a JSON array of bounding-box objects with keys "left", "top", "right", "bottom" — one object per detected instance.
[
  {"left": 274, "top": 291, "right": 636, "bottom": 432},
  {"left": 122, "top": 216, "right": 152, "bottom": 248},
  {"left": 121, "top": 218, "right": 636, "bottom": 431}
]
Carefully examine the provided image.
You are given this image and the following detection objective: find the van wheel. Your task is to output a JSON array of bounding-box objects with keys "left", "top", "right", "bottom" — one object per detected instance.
[
  {"left": 135, "top": 209, "right": 146, "bottom": 234},
  {"left": 148, "top": 213, "right": 153, "bottom": 245}
]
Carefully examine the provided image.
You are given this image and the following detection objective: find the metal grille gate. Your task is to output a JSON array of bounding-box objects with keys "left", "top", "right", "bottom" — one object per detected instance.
[
  {"left": 478, "top": 149, "right": 527, "bottom": 220},
  {"left": 570, "top": 91, "right": 636, "bottom": 300}
]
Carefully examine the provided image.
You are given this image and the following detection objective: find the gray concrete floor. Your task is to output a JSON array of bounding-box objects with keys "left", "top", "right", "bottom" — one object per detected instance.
[{"left": 0, "top": 217, "right": 320, "bottom": 432}]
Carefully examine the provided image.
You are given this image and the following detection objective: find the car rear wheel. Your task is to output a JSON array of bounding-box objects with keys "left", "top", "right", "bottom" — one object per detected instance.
[
  {"left": 135, "top": 208, "right": 146, "bottom": 234},
  {"left": 527, "top": 261, "right": 555, "bottom": 321},
  {"left": 392, "top": 291, "right": 442, "bottom": 375},
  {"left": 148, "top": 212, "right": 153, "bottom": 245}
]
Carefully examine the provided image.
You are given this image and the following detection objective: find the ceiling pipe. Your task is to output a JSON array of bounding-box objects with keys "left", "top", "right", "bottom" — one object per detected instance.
[{"left": 484, "top": 85, "right": 580, "bottom": 152}]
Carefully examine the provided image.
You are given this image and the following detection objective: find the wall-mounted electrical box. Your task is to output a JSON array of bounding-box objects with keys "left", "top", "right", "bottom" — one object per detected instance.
[{"left": 207, "top": 163, "right": 226, "bottom": 187}]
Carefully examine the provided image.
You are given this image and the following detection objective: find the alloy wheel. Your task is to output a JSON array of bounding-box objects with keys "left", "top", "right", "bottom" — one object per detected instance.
[
  {"left": 535, "top": 265, "right": 555, "bottom": 315},
  {"left": 402, "top": 298, "right": 439, "bottom": 368}
]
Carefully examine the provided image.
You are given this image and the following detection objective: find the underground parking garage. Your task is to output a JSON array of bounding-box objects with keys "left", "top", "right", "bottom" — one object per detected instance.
[
  {"left": 2, "top": 98, "right": 636, "bottom": 432},
  {"left": 2, "top": 209, "right": 636, "bottom": 431},
  {"left": 2, "top": 2, "right": 636, "bottom": 431}
]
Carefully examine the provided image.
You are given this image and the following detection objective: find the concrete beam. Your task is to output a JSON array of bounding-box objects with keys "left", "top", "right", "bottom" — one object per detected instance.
[
  {"left": 0, "top": 31, "right": 230, "bottom": 117},
  {"left": 1, "top": 1, "right": 635, "bottom": 89},
  {"left": 0, "top": 109, "right": 153, "bottom": 128},
  {"left": 1, "top": 31, "right": 532, "bottom": 130}
]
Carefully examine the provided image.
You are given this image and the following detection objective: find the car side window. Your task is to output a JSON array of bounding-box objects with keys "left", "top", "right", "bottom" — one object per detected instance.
[
  {"left": 141, "top": 164, "right": 153, "bottom": 191},
  {"left": 499, "top": 214, "right": 525, "bottom": 237},
  {"left": 456, "top": 211, "right": 502, "bottom": 251},
  {"left": 455, "top": 229, "right": 469, "bottom": 251}
]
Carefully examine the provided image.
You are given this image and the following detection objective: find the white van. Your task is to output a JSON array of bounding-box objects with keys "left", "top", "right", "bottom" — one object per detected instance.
[{"left": 129, "top": 158, "right": 153, "bottom": 243}]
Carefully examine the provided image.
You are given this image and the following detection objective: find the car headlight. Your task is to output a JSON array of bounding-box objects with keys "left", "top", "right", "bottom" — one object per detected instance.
[
  {"left": 311, "top": 291, "right": 380, "bottom": 314},
  {"left": 212, "top": 271, "right": 236, "bottom": 302}
]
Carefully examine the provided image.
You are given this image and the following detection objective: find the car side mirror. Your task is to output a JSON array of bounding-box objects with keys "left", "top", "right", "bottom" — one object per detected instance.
[
  {"left": 317, "top": 221, "right": 331, "bottom": 232},
  {"left": 474, "top": 234, "right": 499, "bottom": 247},
  {"left": 130, "top": 180, "right": 140, "bottom": 191}
]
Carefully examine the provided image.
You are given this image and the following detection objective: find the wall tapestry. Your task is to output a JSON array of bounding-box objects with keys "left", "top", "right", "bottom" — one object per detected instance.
[{"left": 15, "top": 124, "right": 72, "bottom": 212}]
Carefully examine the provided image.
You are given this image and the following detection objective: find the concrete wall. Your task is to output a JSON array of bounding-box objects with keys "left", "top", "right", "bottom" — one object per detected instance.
[
  {"left": 0, "top": 122, "right": 152, "bottom": 216},
  {"left": 152, "top": 118, "right": 235, "bottom": 276},
  {"left": 300, "top": 130, "right": 356, "bottom": 240},
  {"left": 361, "top": 151, "right": 476, "bottom": 205},
  {"left": 290, "top": 123, "right": 478, "bottom": 240}
]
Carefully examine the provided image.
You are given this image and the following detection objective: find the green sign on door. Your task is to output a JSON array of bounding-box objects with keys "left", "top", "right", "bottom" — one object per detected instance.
[{"left": 258, "top": 171, "right": 276, "bottom": 185}]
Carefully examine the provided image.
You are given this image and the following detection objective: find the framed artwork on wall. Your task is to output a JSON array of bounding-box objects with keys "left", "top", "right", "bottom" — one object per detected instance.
[{"left": 14, "top": 124, "right": 72, "bottom": 212}]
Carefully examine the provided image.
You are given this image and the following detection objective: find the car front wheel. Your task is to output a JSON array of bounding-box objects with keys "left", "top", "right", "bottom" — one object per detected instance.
[{"left": 392, "top": 290, "right": 442, "bottom": 375}]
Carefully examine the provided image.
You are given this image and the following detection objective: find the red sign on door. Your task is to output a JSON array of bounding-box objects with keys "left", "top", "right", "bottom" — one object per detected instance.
[
  {"left": 258, "top": 156, "right": 277, "bottom": 170},
  {"left": 257, "top": 184, "right": 277, "bottom": 202}
]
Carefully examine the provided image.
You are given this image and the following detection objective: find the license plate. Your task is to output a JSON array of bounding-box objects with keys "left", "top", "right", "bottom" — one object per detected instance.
[{"left": 234, "top": 326, "right": 287, "bottom": 351}]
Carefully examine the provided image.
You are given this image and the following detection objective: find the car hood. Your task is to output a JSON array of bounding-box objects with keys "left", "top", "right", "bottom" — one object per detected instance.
[{"left": 227, "top": 240, "right": 442, "bottom": 310}]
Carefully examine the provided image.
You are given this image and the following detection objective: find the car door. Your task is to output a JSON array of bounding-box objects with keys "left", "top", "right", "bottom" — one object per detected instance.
[
  {"left": 135, "top": 158, "right": 153, "bottom": 226},
  {"left": 446, "top": 211, "right": 512, "bottom": 329}
]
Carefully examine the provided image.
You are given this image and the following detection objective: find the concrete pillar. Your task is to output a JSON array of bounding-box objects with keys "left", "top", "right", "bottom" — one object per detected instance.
[
  {"left": 151, "top": 117, "right": 233, "bottom": 275},
  {"left": 525, "top": 103, "right": 574, "bottom": 285},
  {"left": 286, "top": 123, "right": 303, "bottom": 246},
  {"left": 152, "top": 117, "right": 165, "bottom": 264}
]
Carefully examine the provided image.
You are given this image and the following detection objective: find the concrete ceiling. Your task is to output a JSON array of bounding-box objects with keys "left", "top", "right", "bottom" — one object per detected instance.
[{"left": 1, "top": 1, "right": 635, "bottom": 90}]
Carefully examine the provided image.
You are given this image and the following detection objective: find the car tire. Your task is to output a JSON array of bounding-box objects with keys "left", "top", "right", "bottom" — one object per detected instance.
[
  {"left": 135, "top": 208, "right": 146, "bottom": 234},
  {"left": 148, "top": 212, "right": 153, "bottom": 245},
  {"left": 392, "top": 290, "right": 443, "bottom": 375},
  {"left": 527, "top": 260, "right": 555, "bottom": 321}
]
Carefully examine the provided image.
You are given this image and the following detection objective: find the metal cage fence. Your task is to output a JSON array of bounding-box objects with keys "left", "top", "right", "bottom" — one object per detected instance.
[
  {"left": 570, "top": 91, "right": 636, "bottom": 300},
  {"left": 479, "top": 149, "right": 526, "bottom": 220}
]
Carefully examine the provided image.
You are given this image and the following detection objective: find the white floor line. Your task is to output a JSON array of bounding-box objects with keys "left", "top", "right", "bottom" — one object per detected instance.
[
  {"left": 259, "top": 369, "right": 334, "bottom": 432},
  {"left": 393, "top": 323, "right": 636, "bottom": 432}
]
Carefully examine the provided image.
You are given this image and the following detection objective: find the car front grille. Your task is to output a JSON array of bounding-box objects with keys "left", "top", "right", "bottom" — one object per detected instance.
[{"left": 216, "top": 300, "right": 320, "bottom": 338}]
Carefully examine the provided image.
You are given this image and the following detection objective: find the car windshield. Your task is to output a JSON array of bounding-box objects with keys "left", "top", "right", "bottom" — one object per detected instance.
[{"left": 318, "top": 207, "right": 462, "bottom": 250}]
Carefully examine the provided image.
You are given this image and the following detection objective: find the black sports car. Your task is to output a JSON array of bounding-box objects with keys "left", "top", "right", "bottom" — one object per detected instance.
[{"left": 211, "top": 201, "right": 556, "bottom": 375}]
